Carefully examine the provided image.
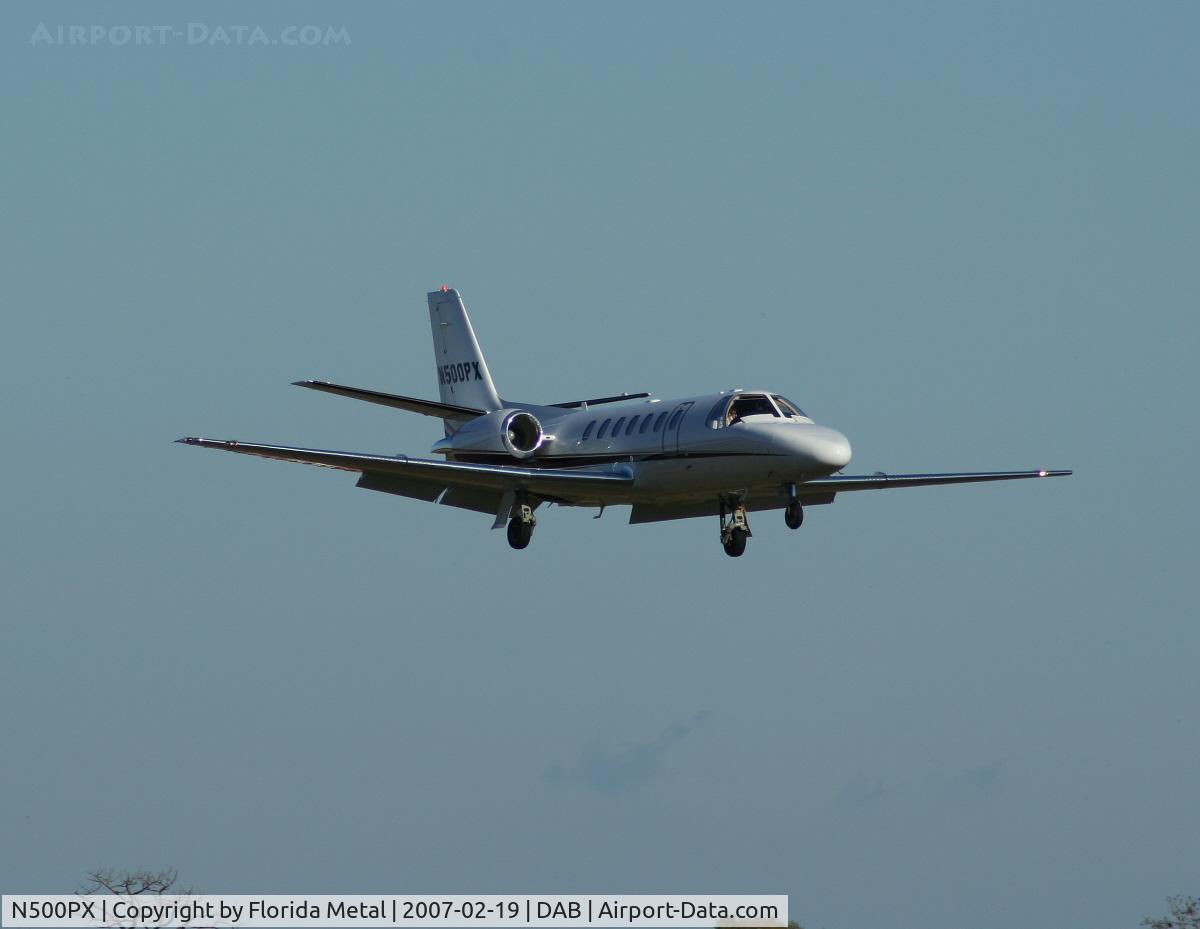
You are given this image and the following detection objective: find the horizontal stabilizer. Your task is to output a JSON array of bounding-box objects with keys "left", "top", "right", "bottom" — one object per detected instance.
[
  {"left": 293, "top": 380, "right": 483, "bottom": 420},
  {"left": 549, "top": 392, "right": 651, "bottom": 409}
]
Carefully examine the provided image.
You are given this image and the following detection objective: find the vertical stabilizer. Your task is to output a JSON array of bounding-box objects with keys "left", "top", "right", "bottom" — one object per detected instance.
[{"left": 427, "top": 287, "right": 503, "bottom": 414}]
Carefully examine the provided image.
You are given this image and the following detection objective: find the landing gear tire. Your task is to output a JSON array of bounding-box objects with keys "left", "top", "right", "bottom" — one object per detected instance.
[
  {"left": 506, "top": 516, "right": 533, "bottom": 550},
  {"left": 719, "top": 498, "right": 752, "bottom": 557},
  {"left": 785, "top": 500, "right": 804, "bottom": 529},
  {"left": 723, "top": 527, "right": 748, "bottom": 557}
]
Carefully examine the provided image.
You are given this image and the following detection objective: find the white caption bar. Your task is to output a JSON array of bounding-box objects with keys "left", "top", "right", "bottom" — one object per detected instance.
[{"left": 2, "top": 895, "right": 787, "bottom": 928}]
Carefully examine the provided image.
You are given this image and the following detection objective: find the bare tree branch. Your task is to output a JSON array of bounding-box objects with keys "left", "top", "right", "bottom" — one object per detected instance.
[
  {"left": 1144, "top": 896, "right": 1200, "bottom": 929},
  {"left": 79, "top": 867, "right": 180, "bottom": 897}
]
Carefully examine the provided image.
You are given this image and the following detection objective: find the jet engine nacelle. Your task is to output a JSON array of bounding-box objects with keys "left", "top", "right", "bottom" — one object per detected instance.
[
  {"left": 442, "top": 408, "right": 545, "bottom": 460},
  {"left": 499, "top": 410, "right": 544, "bottom": 458}
]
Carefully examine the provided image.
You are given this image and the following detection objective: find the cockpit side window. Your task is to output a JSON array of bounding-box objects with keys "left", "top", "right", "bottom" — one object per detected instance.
[{"left": 708, "top": 397, "right": 730, "bottom": 427}]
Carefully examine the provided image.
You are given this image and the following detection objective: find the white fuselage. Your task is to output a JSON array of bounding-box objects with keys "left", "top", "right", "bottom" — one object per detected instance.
[{"left": 436, "top": 389, "right": 853, "bottom": 509}]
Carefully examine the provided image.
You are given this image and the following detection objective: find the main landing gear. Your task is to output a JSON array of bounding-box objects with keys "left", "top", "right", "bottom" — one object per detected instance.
[
  {"left": 719, "top": 498, "right": 751, "bottom": 558},
  {"left": 506, "top": 503, "right": 536, "bottom": 550},
  {"left": 719, "top": 487, "right": 805, "bottom": 556}
]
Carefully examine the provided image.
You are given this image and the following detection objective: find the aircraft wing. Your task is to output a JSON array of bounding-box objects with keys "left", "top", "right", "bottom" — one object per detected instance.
[
  {"left": 293, "top": 380, "right": 484, "bottom": 420},
  {"left": 548, "top": 392, "right": 651, "bottom": 409},
  {"left": 175, "top": 437, "right": 633, "bottom": 504},
  {"left": 802, "top": 469, "right": 1071, "bottom": 493}
]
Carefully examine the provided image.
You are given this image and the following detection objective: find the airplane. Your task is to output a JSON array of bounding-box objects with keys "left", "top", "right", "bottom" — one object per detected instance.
[{"left": 179, "top": 286, "right": 1071, "bottom": 557}]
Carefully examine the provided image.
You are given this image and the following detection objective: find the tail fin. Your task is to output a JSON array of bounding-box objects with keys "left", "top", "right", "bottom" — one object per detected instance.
[{"left": 427, "top": 287, "right": 503, "bottom": 414}]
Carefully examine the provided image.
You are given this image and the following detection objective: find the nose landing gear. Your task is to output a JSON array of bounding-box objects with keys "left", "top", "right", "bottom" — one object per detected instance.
[
  {"left": 719, "top": 498, "right": 752, "bottom": 557},
  {"left": 783, "top": 483, "right": 804, "bottom": 529},
  {"left": 506, "top": 503, "right": 536, "bottom": 550}
]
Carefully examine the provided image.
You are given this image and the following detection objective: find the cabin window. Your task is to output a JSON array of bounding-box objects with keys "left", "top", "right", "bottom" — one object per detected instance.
[
  {"left": 597, "top": 419, "right": 612, "bottom": 439},
  {"left": 653, "top": 411, "right": 669, "bottom": 431},
  {"left": 625, "top": 415, "right": 640, "bottom": 435},
  {"left": 667, "top": 409, "right": 685, "bottom": 430},
  {"left": 581, "top": 421, "right": 596, "bottom": 441},
  {"left": 639, "top": 414, "right": 653, "bottom": 434},
  {"left": 612, "top": 417, "right": 626, "bottom": 436}
]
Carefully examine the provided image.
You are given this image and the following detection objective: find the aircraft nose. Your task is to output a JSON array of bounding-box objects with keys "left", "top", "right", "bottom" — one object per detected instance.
[
  {"left": 817, "top": 429, "right": 853, "bottom": 469},
  {"left": 781, "top": 425, "right": 852, "bottom": 471}
]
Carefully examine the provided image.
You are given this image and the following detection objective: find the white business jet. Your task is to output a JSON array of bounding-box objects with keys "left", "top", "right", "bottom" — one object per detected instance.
[{"left": 180, "top": 287, "right": 1070, "bottom": 556}]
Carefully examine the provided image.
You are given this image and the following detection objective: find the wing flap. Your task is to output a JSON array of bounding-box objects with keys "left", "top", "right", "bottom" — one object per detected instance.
[
  {"left": 438, "top": 486, "right": 508, "bottom": 514},
  {"left": 355, "top": 471, "right": 445, "bottom": 502}
]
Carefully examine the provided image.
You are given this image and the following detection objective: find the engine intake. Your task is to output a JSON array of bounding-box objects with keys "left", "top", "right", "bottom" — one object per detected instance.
[
  {"left": 431, "top": 407, "right": 548, "bottom": 460},
  {"left": 502, "top": 410, "right": 543, "bottom": 458}
]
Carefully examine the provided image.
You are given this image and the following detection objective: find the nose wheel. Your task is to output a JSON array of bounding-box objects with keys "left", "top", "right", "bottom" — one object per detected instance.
[
  {"left": 719, "top": 498, "right": 752, "bottom": 557},
  {"left": 506, "top": 503, "right": 536, "bottom": 550},
  {"left": 784, "top": 483, "right": 804, "bottom": 529}
]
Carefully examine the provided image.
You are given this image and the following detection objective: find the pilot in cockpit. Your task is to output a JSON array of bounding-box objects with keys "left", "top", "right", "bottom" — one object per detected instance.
[{"left": 725, "top": 394, "right": 777, "bottom": 425}]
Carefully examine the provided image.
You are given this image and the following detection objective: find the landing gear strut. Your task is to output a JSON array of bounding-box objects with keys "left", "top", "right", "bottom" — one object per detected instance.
[
  {"left": 784, "top": 484, "right": 804, "bottom": 529},
  {"left": 719, "top": 498, "right": 751, "bottom": 558},
  {"left": 506, "top": 503, "right": 536, "bottom": 550}
]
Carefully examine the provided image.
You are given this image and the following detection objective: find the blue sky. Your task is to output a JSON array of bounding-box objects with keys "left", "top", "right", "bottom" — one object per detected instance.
[{"left": 1, "top": 3, "right": 1197, "bottom": 928}]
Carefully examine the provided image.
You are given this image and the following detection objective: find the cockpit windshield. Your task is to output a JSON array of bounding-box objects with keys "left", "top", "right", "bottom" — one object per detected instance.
[
  {"left": 772, "top": 395, "right": 807, "bottom": 418},
  {"left": 708, "top": 393, "right": 782, "bottom": 427},
  {"left": 730, "top": 394, "right": 777, "bottom": 420},
  {"left": 707, "top": 393, "right": 810, "bottom": 427}
]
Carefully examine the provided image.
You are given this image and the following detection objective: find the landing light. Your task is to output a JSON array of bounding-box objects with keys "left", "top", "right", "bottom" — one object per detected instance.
[{"left": 1039, "top": 469, "right": 1049, "bottom": 477}]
